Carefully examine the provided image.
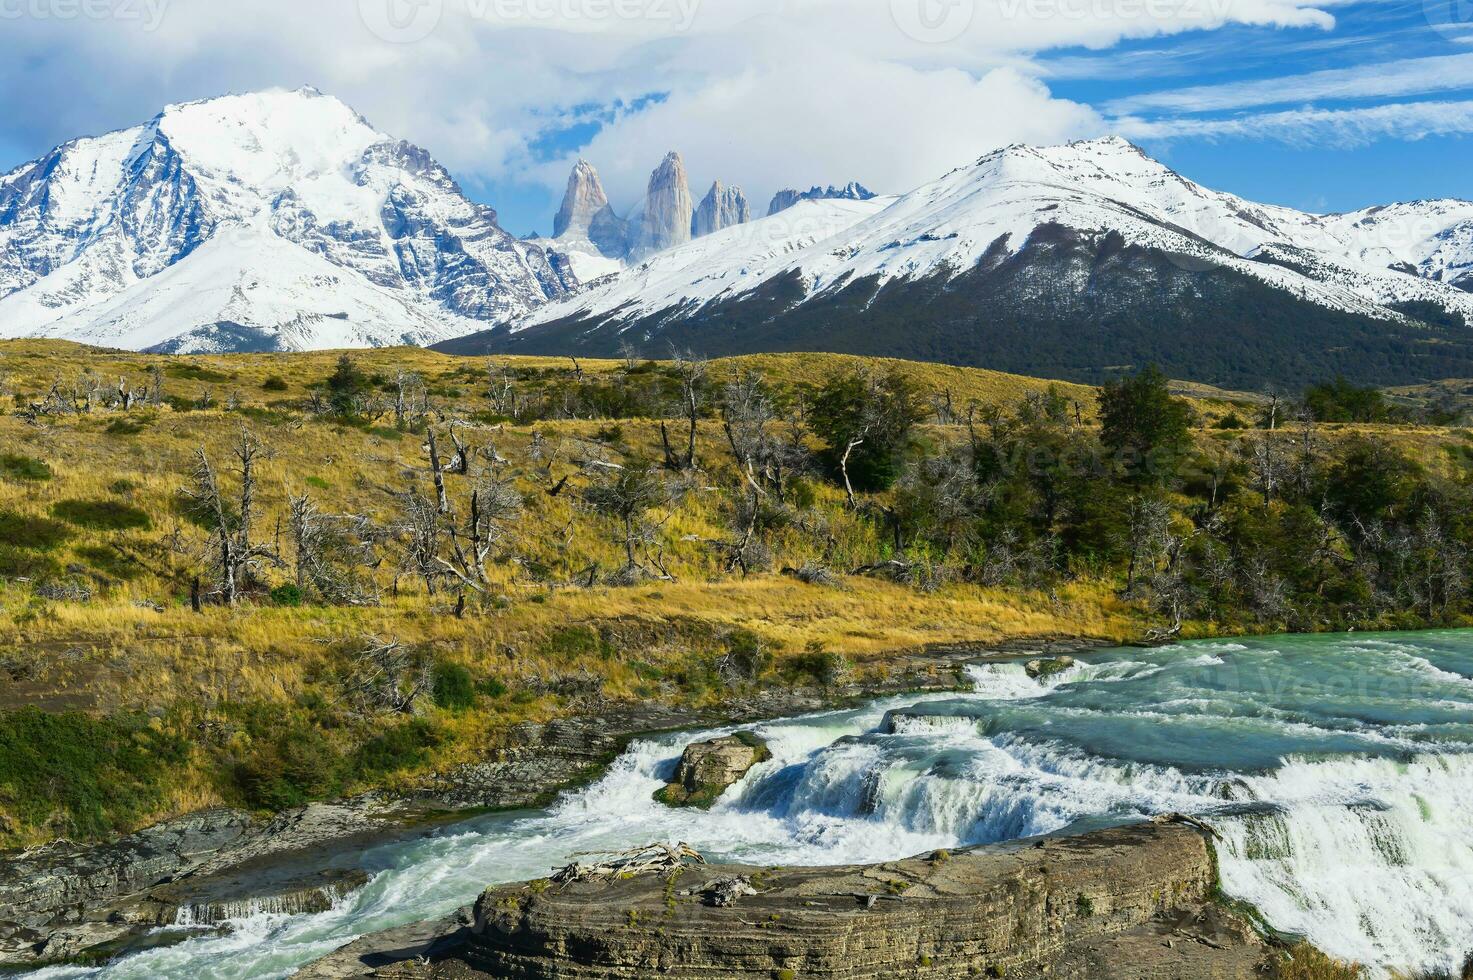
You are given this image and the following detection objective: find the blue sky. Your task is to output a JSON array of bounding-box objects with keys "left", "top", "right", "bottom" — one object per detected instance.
[{"left": 1, "top": 0, "right": 1470, "bottom": 236}]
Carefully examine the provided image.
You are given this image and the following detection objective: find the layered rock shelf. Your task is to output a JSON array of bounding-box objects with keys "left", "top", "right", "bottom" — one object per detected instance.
[{"left": 310, "top": 822, "right": 1269, "bottom": 979}]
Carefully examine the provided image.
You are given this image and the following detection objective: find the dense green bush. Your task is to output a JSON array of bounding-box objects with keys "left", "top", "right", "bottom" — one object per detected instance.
[
  {"left": 431, "top": 661, "right": 477, "bottom": 711},
  {"left": 261, "top": 375, "right": 289, "bottom": 391},
  {"left": 270, "top": 583, "right": 304, "bottom": 607},
  {"left": 0, "top": 708, "right": 189, "bottom": 840},
  {"left": 541, "top": 625, "right": 606, "bottom": 660},
  {"left": 810, "top": 368, "right": 925, "bottom": 492},
  {"left": 235, "top": 727, "right": 342, "bottom": 811},
  {"left": 105, "top": 418, "right": 148, "bottom": 436},
  {"left": 50, "top": 499, "right": 152, "bottom": 531},
  {"left": 0, "top": 547, "right": 61, "bottom": 579},
  {"left": 76, "top": 545, "right": 143, "bottom": 582},
  {"left": 352, "top": 719, "right": 441, "bottom": 778},
  {"left": 1303, "top": 377, "right": 1395, "bottom": 424},
  {"left": 166, "top": 363, "right": 231, "bottom": 383}
]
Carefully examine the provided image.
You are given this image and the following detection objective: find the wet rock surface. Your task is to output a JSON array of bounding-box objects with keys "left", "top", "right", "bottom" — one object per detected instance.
[
  {"left": 1024, "top": 655, "right": 1076, "bottom": 679},
  {"left": 0, "top": 799, "right": 453, "bottom": 966},
  {"left": 315, "top": 822, "right": 1269, "bottom": 979}
]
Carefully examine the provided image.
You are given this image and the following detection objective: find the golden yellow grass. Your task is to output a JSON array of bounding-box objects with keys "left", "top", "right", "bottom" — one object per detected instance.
[
  {"left": 0, "top": 340, "right": 1134, "bottom": 734},
  {"left": 3, "top": 339, "right": 1467, "bottom": 843}
]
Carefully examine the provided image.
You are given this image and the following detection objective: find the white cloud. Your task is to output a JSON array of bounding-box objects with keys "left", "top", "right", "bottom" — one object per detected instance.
[
  {"left": 1108, "top": 52, "right": 1473, "bottom": 114},
  {"left": 1118, "top": 98, "right": 1473, "bottom": 145},
  {"left": 0, "top": 0, "right": 1343, "bottom": 214},
  {"left": 540, "top": 61, "right": 1106, "bottom": 211}
]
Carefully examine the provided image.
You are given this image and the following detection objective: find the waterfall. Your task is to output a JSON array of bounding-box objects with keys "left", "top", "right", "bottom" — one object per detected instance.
[
  {"left": 1216, "top": 754, "right": 1473, "bottom": 975},
  {"left": 37, "top": 631, "right": 1473, "bottom": 980}
]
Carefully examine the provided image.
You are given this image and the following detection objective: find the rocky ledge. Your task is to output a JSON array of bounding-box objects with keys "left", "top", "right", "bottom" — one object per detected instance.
[
  {"left": 0, "top": 799, "right": 446, "bottom": 967},
  {"left": 302, "top": 821, "right": 1271, "bottom": 979}
]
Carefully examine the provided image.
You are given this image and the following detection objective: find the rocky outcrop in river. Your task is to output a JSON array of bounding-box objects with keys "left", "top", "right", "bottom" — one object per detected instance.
[
  {"left": 655, "top": 732, "right": 771, "bottom": 808},
  {"left": 304, "top": 821, "right": 1270, "bottom": 979}
]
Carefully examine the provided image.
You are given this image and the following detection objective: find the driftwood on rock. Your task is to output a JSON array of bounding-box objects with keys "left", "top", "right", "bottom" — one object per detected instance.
[
  {"left": 549, "top": 842, "right": 705, "bottom": 886},
  {"left": 1152, "top": 811, "right": 1223, "bottom": 841}
]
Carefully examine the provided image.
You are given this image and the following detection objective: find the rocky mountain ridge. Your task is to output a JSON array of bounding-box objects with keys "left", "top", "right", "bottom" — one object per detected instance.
[{"left": 442, "top": 137, "right": 1473, "bottom": 388}]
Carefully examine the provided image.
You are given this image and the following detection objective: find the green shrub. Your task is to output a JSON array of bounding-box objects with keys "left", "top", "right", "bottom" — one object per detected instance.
[
  {"left": 234, "top": 405, "right": 293, "bottom": 426},
  {"left": 1267, "top": 944, "right": 1365, "bottom": 979},
  {"left": 541, "top": 625, "right": 603, "bottom": 660},
  {"left": 353, "top": 719, "right": 440, "bottom": 778},
  {"left": 270, "top": 583, "right": 304, "bottom": 607},
  {"left": 235, "top": 727, "right": 343, "bottom": 811},
  {"left": 1213, "top": 412, "right": 1247, "bottom": 430},
  {"left": 261, "top": 375, "right": 289, "bottom": 391},
  {"left": 722, "top": 629, "right": 772, "bottom": 681},
  {"left": 785, "top": 649, "right": 851, "bottom": 687},
  {"left": 476, "top": 677, "right": 509, "bottom": 699},
  {"left": 0, "top": 708, "right": 190, "bottom": 840},
  {"left": 304, "top": 476, "right": 331, "bottom": 490},
  {"left": 0, "top": 511, "right": 72, "bottom": 550},
  {"left": 50, "top": 499, "right": 152, "bottom": 532},
  {"left": 431, "top": 661, "right": 477, "bottom": 711},
  {"left": 166, "top": 363, "right": 230, "bottom": 383},
  {"left": 0, "top": 453, "right": 51, "bottom": 482}
]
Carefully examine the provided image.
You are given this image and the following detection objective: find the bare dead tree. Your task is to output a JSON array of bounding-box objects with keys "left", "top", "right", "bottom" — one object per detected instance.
[
  {"left": 660, "top": 349, "right": 706, "bottom": 472},
  {"left": 617, "top": 340, "right": 640, "bottom": 372},
  {"left": 1123, "top": 494, "right": 1174, "bottom": 595},
  {"left": 77, "top": 373, "right": 101, "bottom": 413},
  {"left": 393, "top": 370, "right": 426, "bottom": 430},
  {"left": 425, "top": 428, "right": 451, "bottom": 514},
  {"left": 582, "top": 461, "right": 674, "bottom": 582},
  {"left": 488, "top": 362, "right": 517, "bottom": 419},
  {"left": 288, "top": 492, "right": 381, "bottom": 606},
  {"left": 1248, "top": 434, "right": 1284, "bottom": 507},
  {"left": 117, "top": 376, "right": 138, "bottom": 410},
  {"left": 395, "top": 486, "right": 446, "bottom": 595},
  {"left": 439, "top": 474, "right": 523, "bottom": 591},
  {"left": 448, "top": 423, "right": 472, "bottom": 475},
  {"left": 341, "top": 637, "right": 429, "bottom": 715},
  {"left": 181, "top": 428, "right": 283, "bottom": 605},
  {"left": 146, "top": 364, "right": 164, "bottom": 407}
]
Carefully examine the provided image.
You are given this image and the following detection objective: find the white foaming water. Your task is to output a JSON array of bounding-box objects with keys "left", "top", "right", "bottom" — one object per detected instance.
[{"left": 30, "top": 632, "right": 1473, "bottom": 979}]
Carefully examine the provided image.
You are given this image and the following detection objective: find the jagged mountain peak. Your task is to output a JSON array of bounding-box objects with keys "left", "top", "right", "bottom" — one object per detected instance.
[
  {"left": 630, "top": 150, "right": 693, "bottom": 259},
  {"left": 692, "top": 180, "right": 750, "bottom": 238},
  {"left": 0, "top": 87, "right": 572, "bottom": 352},
  {"left": 767, "top": 181, "right": 877, "bottom": 217}
]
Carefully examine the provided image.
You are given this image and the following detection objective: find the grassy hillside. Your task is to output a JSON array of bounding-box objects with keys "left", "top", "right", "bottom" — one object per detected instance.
[{"left": 0, "top": 340, "right": 1469, "bottom": 847}]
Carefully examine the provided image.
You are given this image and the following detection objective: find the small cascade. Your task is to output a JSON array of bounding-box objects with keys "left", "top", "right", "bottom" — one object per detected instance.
[{"left": 171, "top": 878, "right": 363, "bottom": 927}]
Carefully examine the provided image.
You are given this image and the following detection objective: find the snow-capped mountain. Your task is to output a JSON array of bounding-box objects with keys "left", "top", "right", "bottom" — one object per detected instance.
[
  {"left": 440, "top": 137, "right": 1473, "bottom": 387},
  {"left": 0, "top": 87, "right": 572, "bottom": 352}
]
